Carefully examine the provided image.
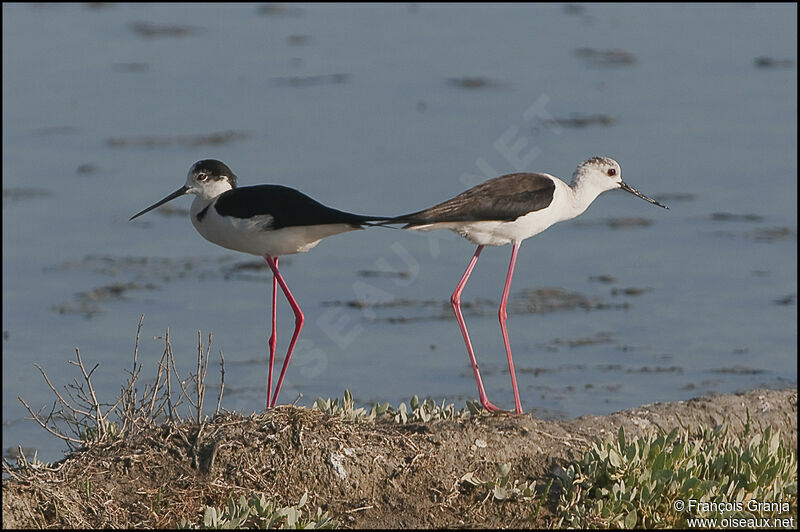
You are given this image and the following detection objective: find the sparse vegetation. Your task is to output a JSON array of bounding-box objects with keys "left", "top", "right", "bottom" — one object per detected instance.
[
  {"left": 15, "top": 316, "right": 224, "bottom": 454},
  {"left": 556, "top": 424, "right": 797, "bottom": 528},
  {"left": 179, "top": 492, "right": 337, "bottom": 529},
  {"left": 312, "top": 389, "right": 482, "bottom": 424},
  {"left": 2, "top": 319, "right": 796, "bottom": 528},
  {"left": 460, "top": 462, "right": 553, "bottom": 522}
]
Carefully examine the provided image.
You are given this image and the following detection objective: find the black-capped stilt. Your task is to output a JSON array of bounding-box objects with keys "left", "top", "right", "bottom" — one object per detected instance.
[{"left": 131, "top": 159, "right": 387, "bottom": 408}]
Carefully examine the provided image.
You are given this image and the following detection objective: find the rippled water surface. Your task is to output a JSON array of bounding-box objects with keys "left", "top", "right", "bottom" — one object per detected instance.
[{"left": 3, "top": 3, "right": 796, "bottom": 462}]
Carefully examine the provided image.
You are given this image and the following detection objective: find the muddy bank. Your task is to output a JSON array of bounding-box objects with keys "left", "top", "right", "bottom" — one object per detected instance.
[{"left": 2, "top": 388, "right": 796, "bottom": 528}]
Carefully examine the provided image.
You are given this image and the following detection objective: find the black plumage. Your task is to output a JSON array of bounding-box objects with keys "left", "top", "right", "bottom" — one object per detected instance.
[{"left": 213, "top": 185, "right": 384, "bottom": 230}]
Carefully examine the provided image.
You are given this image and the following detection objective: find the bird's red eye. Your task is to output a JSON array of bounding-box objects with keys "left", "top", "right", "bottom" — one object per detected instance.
[
  {"left": 607, "top": 168, "right": 617, "bottom": 177},
  {"left": 197, "top": 173, "right": 208, "bottom": 182}
]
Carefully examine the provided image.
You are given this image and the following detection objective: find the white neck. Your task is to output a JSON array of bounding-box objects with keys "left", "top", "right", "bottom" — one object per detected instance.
[
  {"left": 190, "top": 195, "right": 215, "bottom": 219},
  {"left": 568, "top": 178, "right": 608, "bottom": 218}
]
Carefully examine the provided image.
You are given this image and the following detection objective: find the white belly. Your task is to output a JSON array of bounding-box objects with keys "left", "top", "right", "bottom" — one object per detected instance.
[
  {"left": 409, "top": 207, "right": 568, "bottom": 246},
  {"left": 408, "top": 182, "right": 578, "bottom": 246},
  {"left": 190, "top": 204, "right": 358, "bottom": 256}
]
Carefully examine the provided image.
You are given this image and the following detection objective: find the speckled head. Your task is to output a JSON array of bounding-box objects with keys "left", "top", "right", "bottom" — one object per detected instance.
[
  {"left": 571, "top": 156, "right": 622, "bottom": 187},
  {"left": 572, "top": 156, "right": 667, "bottom": 209}
]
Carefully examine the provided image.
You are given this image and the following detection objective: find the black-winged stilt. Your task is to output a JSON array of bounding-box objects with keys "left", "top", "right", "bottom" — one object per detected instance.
[
  {"left": 387, "top": 157, "right": 667, "bottom": 414},
  {"left": 130, "top": 159, "right": 387, "bottom": 408}
]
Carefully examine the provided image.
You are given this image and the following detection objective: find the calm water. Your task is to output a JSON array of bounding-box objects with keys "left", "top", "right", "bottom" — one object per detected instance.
[{"left": 3, "top": 3, "right": 796, "bottom": 463}]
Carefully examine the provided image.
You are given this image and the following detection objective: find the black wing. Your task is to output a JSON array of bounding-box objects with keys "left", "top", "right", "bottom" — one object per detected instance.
[
  {"left": 391, "top": 173, "right": 556, "bottom": 227},
  {"left": 214, "top": 185, "right": 386, "bottom": 230}
]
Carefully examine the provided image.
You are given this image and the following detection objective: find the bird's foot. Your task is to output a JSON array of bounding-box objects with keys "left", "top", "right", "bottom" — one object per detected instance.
[{"left": 481, "top": 398, "right": 502, "bottom": 412}]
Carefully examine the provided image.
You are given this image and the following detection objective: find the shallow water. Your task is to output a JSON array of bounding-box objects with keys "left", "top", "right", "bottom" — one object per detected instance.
[{"left": 3, "top": 3, "right": 796, "bottom": 462}]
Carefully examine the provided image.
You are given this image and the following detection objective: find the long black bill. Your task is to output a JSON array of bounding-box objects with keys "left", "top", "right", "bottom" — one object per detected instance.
[
  {"left": 620, "top": 181, "right": 668, "bottom": 209},
  {"left": 129, "top": 186, "right": 190, "bottom": 221}
]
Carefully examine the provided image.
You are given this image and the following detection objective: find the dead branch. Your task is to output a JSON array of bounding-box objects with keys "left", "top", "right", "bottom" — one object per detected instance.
[
  {"left": 18, "top": 396, "right": 83, "bottom": 445},
  {"left": 216, "top": 350, "right": 225, "bottom": 416},
  {"left": 69, "top": 348, "right": 105, "bottom": 439}
]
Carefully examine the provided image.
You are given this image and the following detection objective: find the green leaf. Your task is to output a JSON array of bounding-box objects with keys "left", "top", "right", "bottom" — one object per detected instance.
[
  {"left": 666, "top": 427, "right": 679, "bottom": 444},
  {"left": 203, "top": 507, "right": 218, "bottom": 528},
  {"left": 671, "top": 441, "right": 685, "bottom": 462},
  {"left": 497, "top": 463, "right": 511, "bottom": 479},
  {"left": 410, "top": 395, "right": 419, "bottom": 409},
  {"left": 624, "top": 509, "right": 638, "bottom": 528},
  {"left": 768, "top": 428, "right": 780, "bottom": 456},
  {"left": 608, "top": 447, "right": 622, "bottom": 468},
  {"left": 681, "top": 477, "right": 700, "bottom": 491},
  {"left": 652, "top": 449, "right": 666, "bottom": 471},
  {"left": 285, "top": 506, "right": 299, "bottom": 528}
]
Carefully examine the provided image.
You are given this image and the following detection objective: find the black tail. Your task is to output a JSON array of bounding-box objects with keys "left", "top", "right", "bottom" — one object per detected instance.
[
  {"left": 370, "top": 212, "right": 428, "bottom": 229},
  {"left": 352, "top": 215, "right": 399, "bottom": 228}
]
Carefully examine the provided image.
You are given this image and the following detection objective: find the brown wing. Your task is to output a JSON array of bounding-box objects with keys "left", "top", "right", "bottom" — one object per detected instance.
[{"left": 394, "top": 173, "right": 556, "bottom": 227}]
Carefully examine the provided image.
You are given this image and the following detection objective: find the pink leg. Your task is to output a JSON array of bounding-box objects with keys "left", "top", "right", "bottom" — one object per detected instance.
[
  {"left": 451, "top": 245, "right": 500, "bottom": 412},
  {"left": 264, "top": 255, "right": 279, "bottom": 409},
  {"left": 499, "top": 243, "right": 523, "bottom": 414},
  {"left": 264, "top": 255, "right": 304, "bottom": 408}
]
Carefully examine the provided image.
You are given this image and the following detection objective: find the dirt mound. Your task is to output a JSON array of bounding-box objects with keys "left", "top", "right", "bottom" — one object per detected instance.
[{"left": 2, "top": 388, "right": 796, "bottom": 528}]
